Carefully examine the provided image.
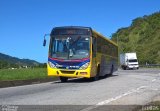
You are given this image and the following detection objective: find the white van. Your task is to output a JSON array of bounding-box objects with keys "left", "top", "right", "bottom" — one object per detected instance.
[{"left": 120, "top": 53, "right": 139, "bottom": 70}]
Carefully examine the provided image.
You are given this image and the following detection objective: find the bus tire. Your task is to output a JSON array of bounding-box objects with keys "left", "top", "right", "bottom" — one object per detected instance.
[
  {"left": 110, "top": 65, "right": 114, "bottom": 76},
  {"left": 91, "top": 65, "right": 100, "bottom": 81},
  {"left": 122, "top": 66, "right": 127, "bottom": 70},
  {"left": 60, "top": 77, "right": 68, "bottom": 82}
]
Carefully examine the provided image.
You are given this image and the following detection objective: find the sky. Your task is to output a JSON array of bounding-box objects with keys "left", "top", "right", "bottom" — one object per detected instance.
[{"left": 0, "top": 0, "right": 160, "bottom": 63}]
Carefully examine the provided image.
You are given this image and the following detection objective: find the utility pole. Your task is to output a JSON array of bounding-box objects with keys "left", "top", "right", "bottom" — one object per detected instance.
[
  {"left": 117, "top": 33, "right": 118, "bottom": 46},
  {"left": 117, "top": 33, "right": 120, "bottom": 67}
]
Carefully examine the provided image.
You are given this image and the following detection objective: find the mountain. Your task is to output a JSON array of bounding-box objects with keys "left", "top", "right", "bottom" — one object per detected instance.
[
  {"left": 0, "top": 53, "right": 41, "bottom": 69},
  {"left": 111, "top": 12, "right": 160, "bottom": 64}
]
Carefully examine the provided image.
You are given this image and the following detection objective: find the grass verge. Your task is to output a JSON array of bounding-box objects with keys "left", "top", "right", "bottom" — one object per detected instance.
[{"left": 0, "top": 68, "right": 48, "bottom": 81}]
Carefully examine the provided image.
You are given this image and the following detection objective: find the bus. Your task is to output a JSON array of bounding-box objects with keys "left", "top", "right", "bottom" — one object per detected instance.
[{"left": 43, "top": 26, "right": 118, "bottom": 82}]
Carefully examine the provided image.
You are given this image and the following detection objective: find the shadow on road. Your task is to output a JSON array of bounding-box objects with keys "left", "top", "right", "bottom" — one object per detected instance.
[{"left": 52, "top": 74, "right": 118, "bottom": 84}]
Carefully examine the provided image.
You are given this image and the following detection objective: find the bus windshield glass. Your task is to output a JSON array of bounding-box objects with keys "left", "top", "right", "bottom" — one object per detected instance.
[{"left": 50, "top": 35, "right": 90, "bottom": 60}]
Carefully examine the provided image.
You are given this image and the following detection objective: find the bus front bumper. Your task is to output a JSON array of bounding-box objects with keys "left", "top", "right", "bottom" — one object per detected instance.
[{"left": 47, "top": 64, "right": 91, "bottom": 78}]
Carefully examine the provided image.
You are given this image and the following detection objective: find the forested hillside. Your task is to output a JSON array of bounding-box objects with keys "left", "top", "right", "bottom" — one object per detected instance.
[
  {"left": 0, "top": 53, "right": 42, "bottom": 69},
  {"left": 111, "top": 12, "right": 160, "bottom": 64}
]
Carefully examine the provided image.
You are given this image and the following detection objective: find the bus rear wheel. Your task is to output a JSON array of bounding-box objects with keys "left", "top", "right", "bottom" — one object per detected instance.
[
  {"left": 60, "top": 77, "right": 68, "bottom": 82},
  {"left": 123, "top": 66, "right": 127, "bottom": 70},
  {"left": 109, "top": 65, "right": 114, "bottom": 76}
]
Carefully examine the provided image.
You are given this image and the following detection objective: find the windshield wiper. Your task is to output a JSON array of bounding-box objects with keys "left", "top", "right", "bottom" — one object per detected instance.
[{"left": 70, "top": 36, "right": 81, "bottom": 47}]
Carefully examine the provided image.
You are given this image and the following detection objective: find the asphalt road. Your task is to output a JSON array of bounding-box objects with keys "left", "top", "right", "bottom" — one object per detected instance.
[{"left": 0, "top": 68, "right": 160, "bottom": 111}]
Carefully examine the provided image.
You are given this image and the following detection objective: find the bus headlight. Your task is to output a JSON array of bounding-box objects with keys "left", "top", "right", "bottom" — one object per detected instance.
[
  {"left": 79, "top": 62, "right": 89, "bottom": 69},
  {"left": 48, "top": 61, "right": 56, "bottom": 68}
]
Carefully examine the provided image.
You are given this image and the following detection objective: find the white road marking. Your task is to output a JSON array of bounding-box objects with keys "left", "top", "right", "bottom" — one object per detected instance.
[
  {"left": 151, "top": 88, "right": 158, "bottom": 91},
  {"left": 151, "top": 79, "right": 156, "bottom": 82},
  {"left": 97, "top": 86, "right": 147, "bottom": 105},
  {"left": 97, "top": 90, "right": 135, "bottom": 105},
  {"left": 80, "top": 86, "right": 148, "bottom": 111}
]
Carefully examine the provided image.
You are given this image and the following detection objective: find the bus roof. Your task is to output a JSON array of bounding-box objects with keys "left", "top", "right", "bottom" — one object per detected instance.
[
  {"left": 51, "top": 26, "right": 91, "bottom": 32},
  {"left": 51, "top": 26, "right": 92, "bottom": 35},
  {"left": 92, "top": 30, "right": 118, "bottom": 47},
  {"left": 51, "top": 26, "right": 117, "bottom": 46}
]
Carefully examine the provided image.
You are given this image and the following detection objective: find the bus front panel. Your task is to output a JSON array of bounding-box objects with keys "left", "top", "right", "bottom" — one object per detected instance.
[{"left": 47, "top": 58, "right": 91, "bottom": 78}]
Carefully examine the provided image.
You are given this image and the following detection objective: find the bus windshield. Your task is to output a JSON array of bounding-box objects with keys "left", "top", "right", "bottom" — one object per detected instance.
[{"left": 50, "top": 35, "right": 90, "bottom": 60}]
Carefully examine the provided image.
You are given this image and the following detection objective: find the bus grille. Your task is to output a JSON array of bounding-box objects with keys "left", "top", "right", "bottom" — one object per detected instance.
[{"left": 60, "top": 70, "right": 75, "bottom": 74}]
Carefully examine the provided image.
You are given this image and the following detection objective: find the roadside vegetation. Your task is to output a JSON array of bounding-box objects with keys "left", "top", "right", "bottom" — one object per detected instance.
[
  {"left": 111, "top": 12, "right": 160, "bottom": 65},
  {"left": 0, "top": 68, "right": 47, "bottom": 81},
  {"left": 0, "top": 52, "right": 46, "bottom": 69}
]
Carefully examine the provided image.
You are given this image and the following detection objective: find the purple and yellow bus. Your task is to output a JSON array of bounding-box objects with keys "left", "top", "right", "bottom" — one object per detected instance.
[{"left": 44, "top": 26, "right": 118, "bottom": 82}]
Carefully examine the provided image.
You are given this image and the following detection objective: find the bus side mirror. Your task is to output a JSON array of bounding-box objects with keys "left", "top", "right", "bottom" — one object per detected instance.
[
  {"left": 43, "top": 34, "right": 49, "bottom": 47},
  {"left": 43, "top": 38, "right": 46, "bottom": 46}
]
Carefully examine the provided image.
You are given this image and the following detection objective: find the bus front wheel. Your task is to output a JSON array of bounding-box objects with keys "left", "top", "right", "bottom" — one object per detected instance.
[
  {"left": 91, "top": 65, "right": 100, "bottom": 81},
  {"left": 60, "top": 77, "right": 68, "bottom": 82}
]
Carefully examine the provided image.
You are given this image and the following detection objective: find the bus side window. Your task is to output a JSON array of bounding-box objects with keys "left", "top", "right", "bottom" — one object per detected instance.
[{"left": 92, "top": 37, "right": 97, "bottom": 57}]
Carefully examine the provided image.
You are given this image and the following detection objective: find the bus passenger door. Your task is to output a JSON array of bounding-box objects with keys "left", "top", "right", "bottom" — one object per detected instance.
[{"left": 91, "top": 37, "right": 97, "bottom": 77}]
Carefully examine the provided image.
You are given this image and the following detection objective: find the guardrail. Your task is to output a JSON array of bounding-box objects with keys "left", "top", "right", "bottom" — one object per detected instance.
[{"left": 140, "top": 64, "right": 160, "bottom": 68}]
